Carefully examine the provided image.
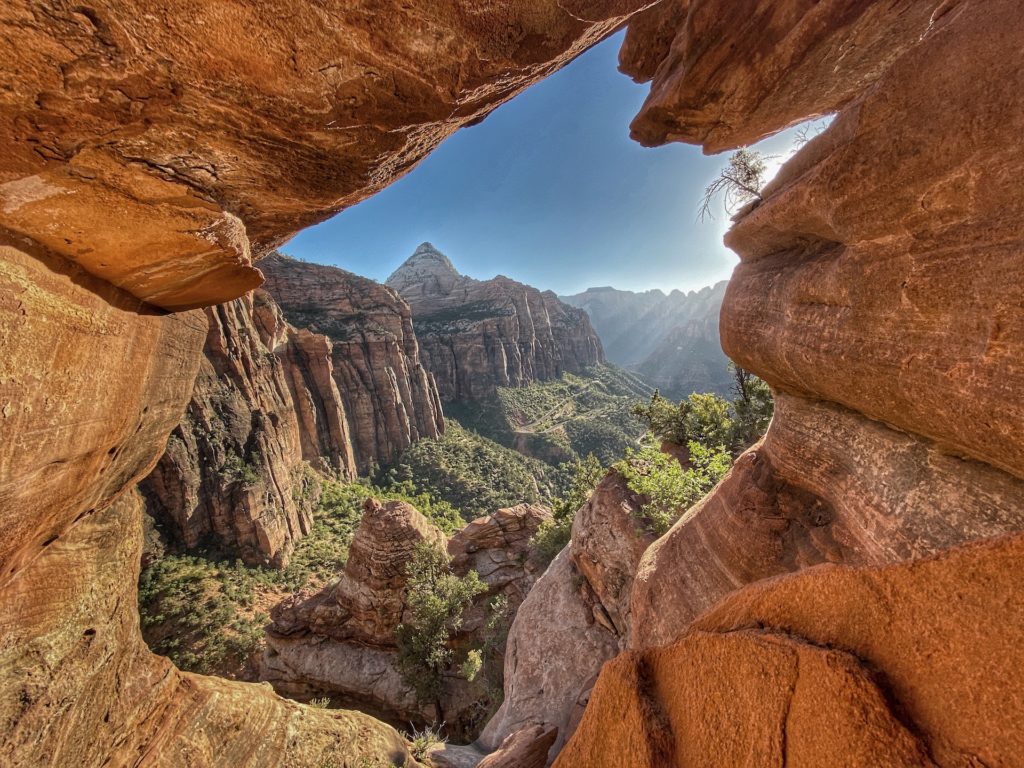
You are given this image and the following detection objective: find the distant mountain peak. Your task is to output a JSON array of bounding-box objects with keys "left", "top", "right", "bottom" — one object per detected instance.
[{"left": 387, "top": 242, "right": 461, "bottom": 287}]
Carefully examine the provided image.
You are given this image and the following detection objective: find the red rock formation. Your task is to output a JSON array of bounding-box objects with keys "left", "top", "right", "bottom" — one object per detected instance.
[
  {"left": 480, "top": 472, "right": 655, "bottom": 758},
  {"left": 387, "top": 243, "right": 605, "bottom": 401},
  {"left": 2, "top": 3, "right": 650, "bottom": 763},
  {"left": 141, "top": 290, "right": 356, "bottom": 566},
  {"left": 0, "top": 254, "right": 414, "bottom": 766},
  {"left": 559, "top": 532, "right": 1024, "bottom": 767},
  {"left": 262, "top": 501, "right": 549, "bottom": 735},
  {"left": 261, "top": 253, "right": 445, "bottom": 471},
  {"left": 550, "top": 0, "right": 1024, "bottom": 764},
  {"left": 1, "top": 1, "right": 647, "bottom": 310}
]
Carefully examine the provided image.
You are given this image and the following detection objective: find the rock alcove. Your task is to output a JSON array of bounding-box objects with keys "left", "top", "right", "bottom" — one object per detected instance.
[{"left": 1, "top": 1, "right": 1023, "bottom": 766}]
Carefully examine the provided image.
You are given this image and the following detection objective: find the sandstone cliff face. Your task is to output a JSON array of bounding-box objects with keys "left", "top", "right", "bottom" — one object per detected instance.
[
  {"left": 141, "top": 290, "right": 356, "bottom": 567},
  {"left": 549, "top": 0, "right": 1024, "bottom": 764},
  {"left": 387, "top": 243, "right": 605, "bottom": 401},
  {"left": 559, "top": 531, "right": 1024, "bottom": 768},
  {"left": 2, "top": 2, "right": 648, "bottom": 763},
  {"left": 261, "top": 500, "right": 551, "bottom": 736},
  {"left": 262, "top": 253, "right": 444, "bottom": 472},
  {"left": 0, "top": 248, "right": 414, "bottom": 767},
  {"left": 561, "top": 281, "right": 730, "bottom": 396},
  {"left": 4, "top": 0, "right": 1024, "bottom": 764}
]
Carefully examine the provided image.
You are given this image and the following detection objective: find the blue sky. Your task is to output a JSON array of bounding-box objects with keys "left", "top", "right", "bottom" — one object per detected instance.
[{"left": 283, "top": 31, "right": 807, "bottom": 295}]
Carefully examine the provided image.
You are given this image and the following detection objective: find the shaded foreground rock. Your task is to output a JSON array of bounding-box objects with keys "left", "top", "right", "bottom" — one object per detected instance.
[
  {"left": 262, "top": 500, "right": 550, "bottom": 737},
  {"left": 387, "top": 243, "right": 604, "bottom": 402},
  {"left": 559, "top": 532, "right": 1024, "bottom": 767},
  {"left": 480, "top": 471, "right": 653, "bottom": 758},
  {"left": 0, "top": 488, "right": 416, "bottom": 768}
]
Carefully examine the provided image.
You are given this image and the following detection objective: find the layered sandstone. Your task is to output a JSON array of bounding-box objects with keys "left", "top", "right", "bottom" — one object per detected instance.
[
  {"left": 141, "top": 290, "right": 355, "bottom": 566},
  {"left": 387, "top": 243, "right": 604, "bottom": 401},
  {"left": 262, "top": 253, "right": 444, "bottom": 471},
  {"left": 2, "top": 3, "right": 651, "bottom": 763},
  {"left": 559, "top": 532, "right": 1024, "bottom": 767},
  {"left": 1, "top": 1, "right": 647, "bottom": 309},
  {"left": 0, "top": 253, "right": 413, "bottom": 767},
  {"left": 545, "top": 0, "right": 1024, "bottom": 764},
  {"left": 262, "top": 500, "right": 550, "bottom": 735}
]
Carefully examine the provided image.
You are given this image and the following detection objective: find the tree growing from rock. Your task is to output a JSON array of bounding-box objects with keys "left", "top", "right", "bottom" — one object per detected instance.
[
  {"left": 699, "top": 148, "right": 772, "bottom": 221},
  {"left": 396, "top": 542, "right": 485, "bottom": 717}
]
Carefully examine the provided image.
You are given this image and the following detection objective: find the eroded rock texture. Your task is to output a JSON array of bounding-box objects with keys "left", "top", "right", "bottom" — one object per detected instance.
[
  {"left": 0, "top": 2, "right": 652, "bottom": 763},
  {"left": 553, "top": 0, "right": 1024, "bottom": 764},
  {"left": 387, "top": 243, "right": 604, "bottom": 402},
  {"left": 480, "top": 471, "right": 655, "bottom": 759},
  {"left": 141, "top": 290, "right": 355, "bottom": 567},
  {"left": 559, "top": 532, "right": 1024, "bottom": 768},
  {"left": 262, "top": 253, "right": 445, "bottom": 472},
  {"left": 262, "top": 500, "right": 550, "bottom": 736}
]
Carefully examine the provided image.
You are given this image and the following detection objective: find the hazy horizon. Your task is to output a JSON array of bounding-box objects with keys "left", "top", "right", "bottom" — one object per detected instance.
[{"left": 282, "top": 31, "right": 813, "bottom": 296}]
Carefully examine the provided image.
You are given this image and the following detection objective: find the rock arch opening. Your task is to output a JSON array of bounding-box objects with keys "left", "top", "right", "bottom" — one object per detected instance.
[{"left": 1, "top": 1, "right": 1022, "bottom": 766}]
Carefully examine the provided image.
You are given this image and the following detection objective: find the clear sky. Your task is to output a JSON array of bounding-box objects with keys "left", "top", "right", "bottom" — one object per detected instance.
[{"left": 282, "top": 31, "right": 808, "bottom": 295}]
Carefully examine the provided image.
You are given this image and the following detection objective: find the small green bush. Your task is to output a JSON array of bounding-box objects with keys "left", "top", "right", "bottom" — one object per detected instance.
[
  {"left": 395, "top": 543, "right": 486, "bottom": 705},
  {"left": 615, "top": 443, "right": 731, "bottom": 536}
]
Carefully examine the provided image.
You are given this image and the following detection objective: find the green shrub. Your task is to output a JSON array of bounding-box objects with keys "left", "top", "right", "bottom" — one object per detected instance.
[
  {"left": 615, "top": 443, "right": 731, "bottom": 536},
  {"left": 395, "top": 543, "right": 486, "bottom": 705},
  {"left": 633, "top": 365, "right": 774, "bottom": 457},
  {"left": 381, "top": 421, "right": 554, "bottom": 520}
]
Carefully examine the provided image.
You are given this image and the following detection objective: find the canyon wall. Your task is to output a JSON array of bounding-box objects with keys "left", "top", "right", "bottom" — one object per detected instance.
[
  {"left": 261, "top": 499, "right": 551, "bottom": 738},
  {"left": 261, "top": 253, "right": 445, "bottom": 472},
  {"left": 0, "top": 1, "right": 649, "bottom": 764},
  {"left": 140, "top": 290, "right": 355, "bottom": 567},
  {"left": 555, "top": 0, "right": 1024, "bottom": 765},
  {"left": 387, "top": 243, "right": 605, "bottom": 401}
]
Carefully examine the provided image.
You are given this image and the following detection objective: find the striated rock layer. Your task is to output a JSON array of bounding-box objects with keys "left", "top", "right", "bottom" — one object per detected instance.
[
  {"left": 549, "top": 0, "right": 1024, "bottom": 765},
  {"left": 387, "top": 243, "right": 605, "bottom": 402},
  {"left": 141, "top": 290, "right": 355, "bottom": 566},
  {"left": 558, "top": 532, "right": 1024, "bottom": 768},
  {"left": 1, "top": 0, "right": 648, "bottom": 309},
  {"left": 1, "top": 2, "right": 653, "bottom": 762},
  {"left": 0, "top": 249, "right": 414, "bottom": 767},
  {"left": 262, "top": 253, "right": 444, "bottom": 472}
]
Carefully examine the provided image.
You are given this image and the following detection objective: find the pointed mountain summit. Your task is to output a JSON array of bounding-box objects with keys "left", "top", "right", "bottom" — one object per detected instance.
[
  {"left": 385, "top": 243, "right": 604, "bottom": 402},
  {"left": 386, "top": 242, "right": 462, "bottom": 301}
]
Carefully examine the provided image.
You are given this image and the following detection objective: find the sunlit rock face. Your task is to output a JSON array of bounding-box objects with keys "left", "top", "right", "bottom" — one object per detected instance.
[
  {"left": 261, "top": 253, "right": 445, "bottom": 471},
  {"left": 387, "top": 243, "right": 605, "bottom": 402},
  {"left": 560, "top": 532, "right": 1024, "bottom": 768},
  {"left": 140, "top": 290, "right": 356, "bottom": 567},
  {"left": 0, "top": 1, "right": 651, "bottom": 763},
  {"left": 554, "top": 0, "right": 1024, "bottom": 764}
]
